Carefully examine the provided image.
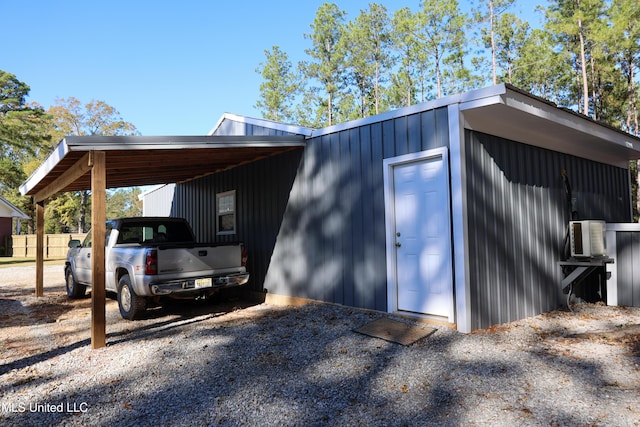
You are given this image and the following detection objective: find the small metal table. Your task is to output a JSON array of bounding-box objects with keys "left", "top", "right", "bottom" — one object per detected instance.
[{"left": 558, "top": 257, "right": 614, "bottom": 308}]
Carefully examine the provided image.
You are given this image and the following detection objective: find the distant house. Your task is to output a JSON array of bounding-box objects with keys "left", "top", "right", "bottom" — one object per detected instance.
[
  {"left": 0, "top": 196, "right": 29, "bottom": 256},
  {"left": 116, "top": 84, "right": 640, "bottom": 331}
]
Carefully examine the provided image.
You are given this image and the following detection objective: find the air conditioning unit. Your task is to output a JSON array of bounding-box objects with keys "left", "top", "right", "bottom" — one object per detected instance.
[{"left": 570, "top": 220, "right": 606, "bottom": 258}]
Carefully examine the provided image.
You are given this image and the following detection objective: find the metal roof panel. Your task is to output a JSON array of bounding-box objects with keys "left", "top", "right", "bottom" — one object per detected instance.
[{"left": 20, "top": 135, "right": 305, "bottom": 200}]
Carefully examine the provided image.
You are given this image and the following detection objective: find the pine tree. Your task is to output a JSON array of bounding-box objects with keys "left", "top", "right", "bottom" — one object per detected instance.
[
  {"left": 345, "top": 3, "right": 392, "bottom": 117},
  {"left": 302, "top": 3, "right": 348, "bottom": 126},
  {"left": 417, "top": 0, "right": 468, "bottom": 98},
  {"left": 255, "top": 46, "right": 301, "bottom": 123},
  {"left": 473, "top": 0, "right": 516, "bottom": 85},
  {"left": 390, "top": 7, "right": 423, "bottom": 106},
  {"left": 609, "top": 0, "right": 640, "bottom": 135},
  {"left": 545, "top": 0, "right": 608, "bottom": 117}
]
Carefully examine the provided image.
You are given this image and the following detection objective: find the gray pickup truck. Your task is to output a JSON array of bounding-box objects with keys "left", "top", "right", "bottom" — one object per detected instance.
[{"left": 65, "top": 217, "right": 249, "bottom": 320}]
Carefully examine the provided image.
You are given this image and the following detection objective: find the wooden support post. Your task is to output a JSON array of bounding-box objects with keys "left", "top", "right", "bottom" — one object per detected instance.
[
  {"left": 35, "top": 200, "right": 45, "bottom": 297},
  {"left": 90, "top": 151, "right": 107, "bottom": 349}
]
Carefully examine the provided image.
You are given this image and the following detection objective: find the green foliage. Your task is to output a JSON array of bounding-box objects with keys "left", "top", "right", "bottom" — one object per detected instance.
[
  {"left": 48, "top": 97, "right": 138, "bottom": 139},
  {"left": 492, "top": 13, "right": 530, "bottom": 83},
  {"left": 255, "top": 1, "right": 640, "bottom": 131},
  {"left": 302, "top": 3, "right": 349, "bottom": 126},
  {"left": 545, "top": 0, "right": 608, "bottom": 116},
  {"left": 0, "top": 71, "right": 52, "bottom": 184},
  {"left": 255, "top": 46, "right": 301, "bottom": 123},
  {"left": 6, "top": 2, "right": 640, "bottom": 227},
  {"left": 44, "top": 192, "right": 80, "bottom": 233},
  {"left": 511, "top": 28, "right": 574, "bottom": 103},
  {"left": 0, "top": 70, "right": 52, "bottom": 229},
  {"left": 0, "top": 89, "right": 140, "bottom": 233},
  {"left": 609, "top": 0, "right": 640, "bottom": 135},
  {"left": 0, "top": 71, "right": 30, "bottom": 113},
  {"left": 293, "top": 91, "right": 326, "bottom": 128},
  {"left": 252, "top": 0, "right": 640, "bottom": 217},
  {"left": 46, "top": 97, "right": 140, "bottom": 232},
  {"left": 345, "top": 3, "right": 392, "bottom": 117},
  {"left": 417, "top": 0, "right": 468, "bottom": 98},
  {"left": 473, "top": 0, "right": 516, "bottom": 84},
  {"left": 0, "top": 157, "right": 26, "bottom": 191},
  {"left": 106, "top": 188, "right": 142, "bottom": 220},
  {"left": 389, "top": 7, "right": 422, "bottom": 107}
]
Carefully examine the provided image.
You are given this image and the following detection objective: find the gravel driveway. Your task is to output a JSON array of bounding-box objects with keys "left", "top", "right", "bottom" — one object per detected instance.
[{"left": 1, "top": 264, "right": 639, "bottom": 426}]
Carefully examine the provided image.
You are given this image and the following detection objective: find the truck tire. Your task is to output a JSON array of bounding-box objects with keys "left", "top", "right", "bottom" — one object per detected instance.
[
  {"left": 65, "top": 268, "right": 86, "bottom": 299},
  {"left": 117, "top": 274, "right": 146, "bottom": 320}
]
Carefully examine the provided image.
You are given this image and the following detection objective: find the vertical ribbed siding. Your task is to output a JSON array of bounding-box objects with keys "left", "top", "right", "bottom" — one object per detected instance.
[
  {"left": 264, "top": 108, "right": 449, "bottom": 311},
  {"left": 163, "top": 117, "right": 308, "bottom": 291},
  {"left": 144, "top": 111, "right": 638, "bottom": 326},
  {"left": 465, "top": 131, "right": 632, "bottom": 329},
  {"left": 171, "top": 149, "right": 303, "bottom": 291},
  {"left": 142, "top": 184, "right": 176, "bottom": 217},
  {"left": 616, "top": 231, "right": 640, "bottom": 306},
  {"left": 214, "top": 120, "right": 293, "bottom": 137}
]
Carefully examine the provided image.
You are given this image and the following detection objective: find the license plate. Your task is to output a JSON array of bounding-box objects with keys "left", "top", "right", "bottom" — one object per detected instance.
[{"left": 194, "top": 278, "right": 212, "bottom": 288}]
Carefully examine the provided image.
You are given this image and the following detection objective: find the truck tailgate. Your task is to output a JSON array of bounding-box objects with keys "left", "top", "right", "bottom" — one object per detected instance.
[{"left": 156, "top": 244, "right": 243, "bottom": 275}]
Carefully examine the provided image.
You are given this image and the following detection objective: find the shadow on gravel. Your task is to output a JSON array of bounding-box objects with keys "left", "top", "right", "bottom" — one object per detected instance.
[
  {"left": 0, "top": 297, "right": 261, "bottom": 376},
  {"left": 2, "top": 302, "right": 639, "bottom": 426},
  {"left": 106, "top": 309, "right": 246, "bottom": 347},
  {"left": 0, "top": 338, "right": 91, "bottom": 376},
  {"left": 1, "top": 302, "right": 80, "bottom": 328}
]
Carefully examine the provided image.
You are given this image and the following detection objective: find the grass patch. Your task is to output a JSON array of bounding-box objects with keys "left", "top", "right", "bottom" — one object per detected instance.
[{"left": 0, "top": 257, "right": 65, "bottom": 268}]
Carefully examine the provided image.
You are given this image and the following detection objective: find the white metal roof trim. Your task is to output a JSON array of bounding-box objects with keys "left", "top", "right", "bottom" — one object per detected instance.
[
  {"left": 63, "top": 134, "right": 306, "bottom": 148},
  {"left": 19, "top": 135, "right": 306, "bottom": 196},
  {"left": 209, "top": 113, "right": 315, "bottom": 137},
  {"left": 19, "top": 140, "right": 70, "bottom": 197}
]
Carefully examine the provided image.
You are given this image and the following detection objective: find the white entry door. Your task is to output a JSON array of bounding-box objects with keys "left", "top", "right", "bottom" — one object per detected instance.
[{"left": 385, "top": 148, "right": 453, "bottom": 318}]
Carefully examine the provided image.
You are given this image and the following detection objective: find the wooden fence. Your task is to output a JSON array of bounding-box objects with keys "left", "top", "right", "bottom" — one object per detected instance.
[{"left": 10, "top": 233, "right": 88, "bottom": 258}]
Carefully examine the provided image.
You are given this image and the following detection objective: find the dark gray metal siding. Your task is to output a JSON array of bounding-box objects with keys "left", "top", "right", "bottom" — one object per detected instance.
[
  {"left": 465, "top": 130, "right": 632, "bottom": 329},
  {"left": 263, "top": 108, "right": 450, "bottom": 311},
  {"left": 141, "top": 117, "right": 307, "bottom": 292},
  {"left": 615, "top": 231, "right": 640, "bottom": 306},
  {"left": 169, "top": 149, "right": 303, "bottom": 291}
]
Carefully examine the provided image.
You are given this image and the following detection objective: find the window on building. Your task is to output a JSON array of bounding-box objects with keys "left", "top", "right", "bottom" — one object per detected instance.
[{"left": 216, "top": 190, "right": 236, "bottom": 235}]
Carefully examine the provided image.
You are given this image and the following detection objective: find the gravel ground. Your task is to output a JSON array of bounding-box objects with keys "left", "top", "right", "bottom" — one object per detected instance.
[{"left": 1, "top": 264, "right": 640, "bottom": 426}]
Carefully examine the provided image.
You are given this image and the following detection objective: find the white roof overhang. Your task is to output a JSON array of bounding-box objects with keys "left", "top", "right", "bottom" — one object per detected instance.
[
  {"left": 460, "top": 84, "right": 640, "bottom": 168},
  {"left": 0, "top": 196, "right": 30, "bottom": 219}
]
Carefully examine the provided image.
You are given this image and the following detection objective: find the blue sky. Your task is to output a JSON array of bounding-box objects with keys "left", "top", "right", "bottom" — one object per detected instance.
[{"left": 4, "top": 1, "right": 546, "bottom": 136}]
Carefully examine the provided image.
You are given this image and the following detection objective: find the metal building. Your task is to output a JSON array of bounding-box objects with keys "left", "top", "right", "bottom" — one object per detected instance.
[{"left": 143, "top": 84, "right": 640, "bottom": 332}]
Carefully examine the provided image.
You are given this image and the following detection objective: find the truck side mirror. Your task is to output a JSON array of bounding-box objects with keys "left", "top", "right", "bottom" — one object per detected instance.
[{"left": 68, "top": 239, "right": 81, "bottom": 248}]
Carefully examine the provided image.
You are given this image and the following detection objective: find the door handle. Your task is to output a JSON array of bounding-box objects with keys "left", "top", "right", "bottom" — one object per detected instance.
[
  {"left": 395, "top": 242, "right": 401, "bottom": 248},
  {"left": 86, "top": 253, "right": 91, "bottom": 258}
]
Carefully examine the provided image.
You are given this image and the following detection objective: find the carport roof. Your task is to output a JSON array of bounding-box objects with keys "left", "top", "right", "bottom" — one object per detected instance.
[{"left": 20, "top": 135, "right": 306, "bottom": 201}]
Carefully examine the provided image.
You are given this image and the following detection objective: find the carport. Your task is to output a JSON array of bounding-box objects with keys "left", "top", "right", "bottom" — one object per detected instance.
[{"left": 19, "top": 135, "right": 306, "bottom": 348}]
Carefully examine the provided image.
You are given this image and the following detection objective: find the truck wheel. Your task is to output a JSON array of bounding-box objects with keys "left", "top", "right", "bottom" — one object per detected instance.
[
  {"left": 117, "top": 274, "right": 146, "bottom": 320},
  {"left": 65, "top": 268, "right": 86, "bottom": 299}
]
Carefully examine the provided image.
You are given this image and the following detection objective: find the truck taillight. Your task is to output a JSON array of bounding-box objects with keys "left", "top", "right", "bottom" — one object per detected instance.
[
  {"left": 241, "top": 243, "right": 247, "bottom": 267},
  {"left": 145, "top": 249, "right": 157, "bottom": 275}
]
